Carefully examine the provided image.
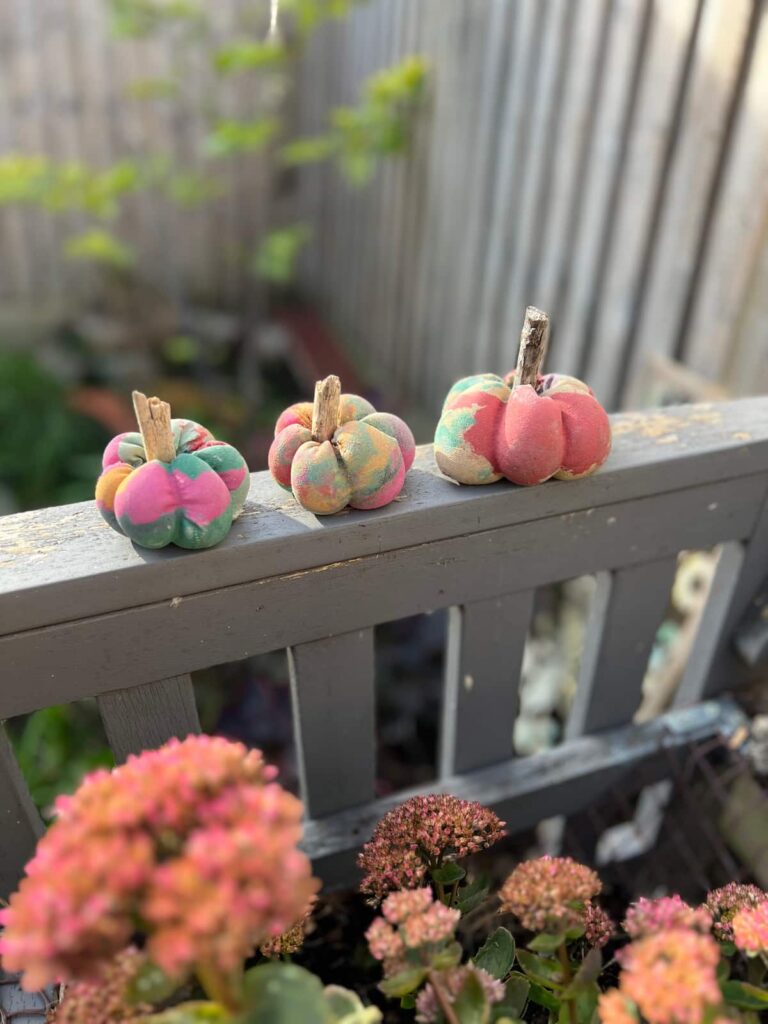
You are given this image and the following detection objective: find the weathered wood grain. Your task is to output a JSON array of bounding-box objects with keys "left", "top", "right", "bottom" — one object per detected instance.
[
  {"left": 440, "top": 592, "right": 534, "bottom": 775},
  {"left": 288, "top": 629, "right": 376, "bottom": 818},
  {"left": 1, "top": 473, "right": 762, "bottom": 716},
  {"left": 304, "top": 697, "right": 746, "bottom": 886},
  {"left": 566, "top": 557, "right": 678, "bottom": 737},
  {"left": 97, "top": 674, "right": 201, "bottom": 763},
  {"left": 0, "top": 723, "right": 43, "bottom": 896},
  {"left": 3, "top": 400, "right": 768, "bottom": 637}
]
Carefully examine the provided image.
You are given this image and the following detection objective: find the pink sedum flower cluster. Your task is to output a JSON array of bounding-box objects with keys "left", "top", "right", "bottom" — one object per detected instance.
[
  {"left": 415, "top": 966, "right": 504, "bottom": 1024},
  {"left": 358, "top": 794, "right": 504, "bottom": 903},
  {"left": 53, "top": 947, "right": 150, "bottom": 1024},
  {"left": 705, "top": 882, "right": 767, "bottom": 942},
  {"left": 623, "top": 895, "right": 711, "bottom": 939},
  {"left": 584, "top": 903, "right": 615, "bottom": 948},
  {"left": 603, "top": 928, "right": 722, "bottom": 1024},
  {"left": 498, "top": 855, "right": 602, "bottom": 932},
  {"left": 732, "top": 899, "right": 768, "bottom": 955},
  {"left": 365, "top": 886, "right": 460, "bottom": 978},
  {"left": 0, "top": 736, "right": 318, "bottom": 991}
]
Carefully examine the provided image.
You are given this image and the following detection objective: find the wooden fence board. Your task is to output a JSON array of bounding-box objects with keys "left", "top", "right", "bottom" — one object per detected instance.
[{"left": 97, "top": 674, "right": 201, "bottom": 763}]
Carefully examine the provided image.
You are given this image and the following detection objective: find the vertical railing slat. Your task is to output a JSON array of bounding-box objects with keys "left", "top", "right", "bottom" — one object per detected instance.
[
  {"left": 97, "top": 674, "right": 201, "bottom": 764},
  {"left": 677, "top": 486, "right": 768, "bottom": 704},
  {"left": 288, "top": 628, "right": 376, "bottom": 819},
  {"left": 567, "top": 557, "right": 678, "bottom": 737},
  {"left": 440, "top": 591, "right": 534, "bottom": 776},
  {"left": 0, "top": 723, "right": 44, "bottom": 897}
]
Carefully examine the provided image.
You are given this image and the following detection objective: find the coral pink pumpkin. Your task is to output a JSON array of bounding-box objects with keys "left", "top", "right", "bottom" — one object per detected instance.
[
  {"left": 269, "top": 376, "right": 415, "bottom": 515},
  {"left": 434, "top": 307, "right": 611, "bottom": 486}
]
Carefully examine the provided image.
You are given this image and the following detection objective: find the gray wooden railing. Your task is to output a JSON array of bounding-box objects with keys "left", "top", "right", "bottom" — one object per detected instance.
[{"left": 2, "top": 399, "right": 768, "bottom": 900}]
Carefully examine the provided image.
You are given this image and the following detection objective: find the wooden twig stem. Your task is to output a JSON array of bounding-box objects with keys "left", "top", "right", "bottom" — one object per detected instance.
[
  {"left": 132, "top": 390, "right": 176, "bottom": 463},
  {"left": 513, "top": 306, "right": 550, "bottom": 388},
  {"left": 311, "top": 375, "right": 342, "bottom": 442}
]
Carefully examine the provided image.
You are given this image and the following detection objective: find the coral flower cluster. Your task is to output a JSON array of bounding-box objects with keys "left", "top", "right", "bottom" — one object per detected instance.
[
  {"left": 358, "top": 794, "right": 505, "bottom": 903},
  {"left": 498, "top": 855, "right": 602, "bottom": 932},
  {"left": 599, "top": 929, "right": 721, "bottom": 1024},
  {"left": 0, "top": 736, "right": 318, "bottom": 990},
  {"left": 623, "top": 895, "right": 712, "bottom": 939},
  {"left": 366, "top": 886, "right": 460, "bottom": 977},
  {"left": 731, "top": 898, "right": 768, "bottom": 956},
  {"left": 705, "top": 882, "right": 767, "bottom": 942}
]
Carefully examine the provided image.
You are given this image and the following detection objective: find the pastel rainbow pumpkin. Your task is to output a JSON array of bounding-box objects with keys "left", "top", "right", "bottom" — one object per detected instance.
[
  {"left": 434, "top": 307, "right": 611, "bottom": 486},
  {"left": 269, "top": 375, "right": 415, "bottom": 515},
  {"left": 96, "top": 394, "right": 249, "bottom": 549}
]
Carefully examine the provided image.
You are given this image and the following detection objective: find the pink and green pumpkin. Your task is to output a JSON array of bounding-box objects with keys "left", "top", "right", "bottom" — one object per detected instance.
[
  {"left": 95, "top": 420, "right": 250, "bottom": 549},
  {"left": 269, "top": 394, "right": 415, "bottom": 515},
  {"left": 435, "top": 371, "right": 611, "bottom": 487}
]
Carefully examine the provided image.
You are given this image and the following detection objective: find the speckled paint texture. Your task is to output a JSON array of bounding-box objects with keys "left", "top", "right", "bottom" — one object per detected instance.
[
  {"left": 434, "top": 371, "right": 611, "bottom": 487},
  {"left": 269, "top": 395, "right": 416, "bottom": 515},
  {"left": 95, "top": 418, "right": 250, "bottom": 549}
]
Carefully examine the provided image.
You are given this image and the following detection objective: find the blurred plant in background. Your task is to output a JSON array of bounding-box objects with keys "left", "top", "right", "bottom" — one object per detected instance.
[{"left": 0, "top": 0, "right": 426, "bottom": 282}]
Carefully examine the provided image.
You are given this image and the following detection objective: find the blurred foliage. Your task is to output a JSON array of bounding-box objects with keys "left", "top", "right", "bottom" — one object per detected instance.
[
  {"left": 65, "top": 228, "right": 136, "bottom": 269},
  {"left": 9, "top": 705, "right": 114, "bottom": 817},
  {"left": 252, "top": 223, "right": 313, "bottom": 284},
  {"left": 281, "top": 56, "right": 427, "bottom": 185},
  {"left": 0, "top": 352, "right": 110, "bottom": 509},
  {"left": 0, "top": 0, "right": 427, "bottom": 279}
]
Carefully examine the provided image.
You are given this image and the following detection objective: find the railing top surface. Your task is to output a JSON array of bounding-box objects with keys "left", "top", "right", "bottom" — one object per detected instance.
[{"left": 2, "top": 398, "right": 768, "bottom": 637}]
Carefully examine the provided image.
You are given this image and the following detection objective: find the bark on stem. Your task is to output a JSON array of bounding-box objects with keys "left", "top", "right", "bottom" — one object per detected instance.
[
  {"left": 132, "top": 391, "right": 176, "bottom": 463},
  {"left": 513, "top": 306, "right": 550, "bottom": 388},
  {"left": 311, "top": 375, "right": 342, "bottom": 442},
  {"left": 427, "top": 970, "right": 461, "bottom": 1024}
]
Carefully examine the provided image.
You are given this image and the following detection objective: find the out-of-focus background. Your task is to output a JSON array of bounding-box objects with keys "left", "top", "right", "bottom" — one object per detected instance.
[{"left": 2, "top": 0, "right": 768, "bottom": 823}]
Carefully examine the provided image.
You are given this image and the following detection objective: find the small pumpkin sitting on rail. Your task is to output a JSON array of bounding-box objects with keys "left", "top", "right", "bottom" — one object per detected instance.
[
  {"left": 269, "top": 375, "right": 415, "bottom": 515},
  {"left": 95, "top": 391, "right": 250, "bottom": 549},
  {"left": 434, "top": 306, "right": 612, "bottom": 486}
]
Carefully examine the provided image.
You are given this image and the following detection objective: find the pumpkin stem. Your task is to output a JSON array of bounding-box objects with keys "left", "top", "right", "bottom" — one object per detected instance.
[
  {"left": 132, "top": 390, "right": 176, "bottom": 463},
  {"left": 311, "top": 375, "right": 342, "bottom": 443},
  {"left": 513, "top": 306, "right": 550, "bottom": 388}
]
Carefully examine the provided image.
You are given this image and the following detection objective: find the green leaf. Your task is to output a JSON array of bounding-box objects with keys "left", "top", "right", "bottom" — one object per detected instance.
[
  {"left": 568, "top": 948, "right": 602, "bottom": 991},
  {"left": 205, "top": 118, "right": 279, "bottom": 157},
  {"left": 495, "top": 974, "right": 530, "bottom": 1017},
  {"left": 64, "top": 228, "right": 135, "bottom": 269},
  {"left": 280, "top": 135, "right": 337, "bottom": 166},
  {"left": 528, "top": 932, "right": 566, "bottom": 954},
  {"left": 431, "top": 941, "right": 463, "bottom": 971},
  {"left": 126, "top": 959, "right": 180, "bottom": 1004},
  {"left": 323, "top": 985, "right": 382, "bottom": 1023},
  {"left": 146, "top": 1003, "right": 230, "bottom": 1023},
  {"left": 400, "top": 994, "right": 416, "bottom": 1010},
  {"left": 573, "top": 981, "right": 600, "bottom": 1024},
  {"left": 473, "top": 928, "right": 516, "bottom": 981},
  {"left": 431, "top": 862, "right": 466, "bottom": 886},
  {"left": 456, "top": 887, "right": 490, "bottom": 916},
  {"left": 242, "top": 962, "right": 331, "bottom": 1023},
  {"left": 251, "top": 223, "right": 312, "bottom": 284},
  {"left": 214, "top": 40, "right": 286, "bottom": 74},
  {"left": 515, "top": 950, "right": 563, "bottom": 990},
  {"left": 721, "top": 980, "right": 768, "bottom": 1010},
  {"left": 526, "top": 982, "right": 560, "bottom": 1012},
  {"left": 378, "top": 967, "right": 427, "bottom": 998},
  {"left": 716, "top": 958, "right": 731, "bottom": 983},
  {"left": 453, "top": 971, "right": 490, "bottom": 1024}
]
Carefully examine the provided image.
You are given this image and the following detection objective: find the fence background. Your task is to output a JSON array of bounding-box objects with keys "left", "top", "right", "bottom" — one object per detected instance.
[{"left": 1, "top": 0, "right": 767, "bottom": 411}]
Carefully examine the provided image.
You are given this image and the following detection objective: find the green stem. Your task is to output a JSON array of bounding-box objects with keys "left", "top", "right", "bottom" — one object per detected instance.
[
  {"left": 557, "top": 943, "right": 577, "bottom": 1024},
  {"left": 196, "top": 961, "right": 243, "bottom": 1013}
]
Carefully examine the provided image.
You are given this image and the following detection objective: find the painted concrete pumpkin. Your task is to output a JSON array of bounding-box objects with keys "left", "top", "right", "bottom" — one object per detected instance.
[
  {"left": 434, "top": 307, "right": 611, "bottom": 486},
  {"left": 269, "top": 375, "right": 415, "bottom": 515},
  {"left": 96, "top": 392, "right": 249, "bottom": 549}
]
